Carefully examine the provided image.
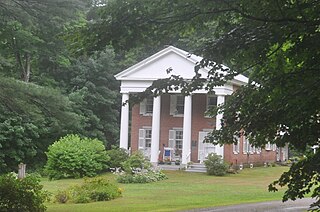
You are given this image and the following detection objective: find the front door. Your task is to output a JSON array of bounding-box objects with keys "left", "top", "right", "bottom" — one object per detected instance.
[{"left": 198, "top": 131, "right": 217, "bottom": 163}]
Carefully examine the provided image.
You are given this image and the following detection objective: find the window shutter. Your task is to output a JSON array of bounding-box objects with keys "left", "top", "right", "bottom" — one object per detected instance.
[
  {"left": 170, "top": 95, "right": 177, "bottom": 115},
  {"left": 265, "top": 142, "right": 271, "bottom": 150},
  {"left": 138, "top": 129, "right": 145, "bottom": 149},
  {"left": 139, "top": 99, "right": 147, "bottom": 115},
  {"left": 168, "top": 130, "right": 175, "bottom": 148}
]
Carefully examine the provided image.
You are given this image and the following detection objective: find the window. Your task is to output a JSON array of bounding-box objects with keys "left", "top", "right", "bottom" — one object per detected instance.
[
  {"left": 145, "top": 97, "right": 153, "bottom": 114},
  {"left": 233, "top": 136, "right": 240, "bottom": 154},
  {"left": 139, "top": 97, "right": 153, "bottom": 116},
  {"left": 170, "top": 95, "right": 184, "bottom": 116},
  {"left": 205, "top": 95, "right": 217, "bottom": 117},
  {"left": 175, "top": 130, "right": 183, "bottom": 150},
  {"left": 145, "top": 129, "right": 152, "bottom": 148},
  {"left": 176, "top": 96, "right": 184, "bottom": 115},
  {"left": 138, "top": 128, "right": 152, "bottom": 149},
  {"left": 265, "top": 142, "right": 272, "bottom": 151},
  {"left": 168, "top": 129, "right": 183, "bottom": 150},
  {"left": 207, "top": 95, "right": 217, "bottom": 110},
  {"left": 243, "top": 136, "right": 253, "bottom": 154}
]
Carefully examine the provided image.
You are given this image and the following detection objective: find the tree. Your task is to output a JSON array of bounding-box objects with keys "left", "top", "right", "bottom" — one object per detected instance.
[
  {"left": 86, "top": 0, "right": 320, "bottom": 208},
  {"left": 0, "top": 77, "right": 83, "bottom": 172},
  {"left": 49, "top": 48, "right": 121, "bottom": 147},
  {"left": 0, "top": 0, "right": 85, "bottom": 82}
]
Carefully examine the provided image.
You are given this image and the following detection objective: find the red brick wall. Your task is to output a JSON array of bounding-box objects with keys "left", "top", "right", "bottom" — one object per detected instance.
[
  {"left": 130, "top": 93, "right": 278, "bottom": 164},
  {"left": 223, "top": 137, "right": 277, "bottom": 166}
]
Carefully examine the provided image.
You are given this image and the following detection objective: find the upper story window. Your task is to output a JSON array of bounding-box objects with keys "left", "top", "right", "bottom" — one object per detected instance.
[
  {"left": 205, "top": 95, "right": 217, "bottom": 117},
  {"left": 140, "top": 97, "right": 153, "bottom": 116},
  {"left": 207, "top": 95, "right": 217, "bottom": 110},
  {"left": 170, "top": 95, "right": 184, "bottom": 116},
  {"left": 145, "top": 97, "right": 153, "bottom": 114}
]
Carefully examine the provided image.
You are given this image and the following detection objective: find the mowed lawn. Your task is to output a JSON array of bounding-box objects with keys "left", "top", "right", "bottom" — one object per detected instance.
[{"left": 43, "top": 166, "right": 288, "bottom": 212}]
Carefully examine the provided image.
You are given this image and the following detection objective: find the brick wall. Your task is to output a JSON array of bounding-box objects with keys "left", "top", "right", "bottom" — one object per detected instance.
[{"left": 130, "top": 93, "right": 278, "bottom": 164}]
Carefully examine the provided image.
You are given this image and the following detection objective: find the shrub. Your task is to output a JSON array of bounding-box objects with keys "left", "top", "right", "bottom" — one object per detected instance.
[
  {"left": 106, "top": 147, "right": 129, "bottom": 169},
  {"left": 116, "top": 170, "right": 167, "bottom": 184},
  {"left": 204, "top": 153, "right": 228, "bottom": 176},
  {"left": 45, "top": 134, "right": 110, "bottom": 180},
  {"left": 54, "top": 190, "right": 70, "bottom": 203},
  {"left": 121, "top": 151, "right": 152, "bottom": 173},
  {"left": 69, "top": 177, "right": 122, "bottom": 203},
  {"left": 0, "top": 173, "right": 49, "bottom": 212}
]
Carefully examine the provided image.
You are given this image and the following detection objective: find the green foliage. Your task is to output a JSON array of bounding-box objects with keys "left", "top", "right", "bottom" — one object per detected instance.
[
  {"left": 116, "top": 151, "right": 167, "bottom": 184},
  {"left": 54, "top": 190, "right": 70, "bottom": 204},
  {"left": 269, "top": 151, "right": 320, "bottom": 211},
  {"left": 0, "top": 77, "right": 83, "bottom": 173},
  {"left": 106, "top": 147, "right": 129, "bottom": 169},
  {"left": 116, "top": 170, "right": 168, "bottom": 184},
  {"left": 45, "top": 134, "right": 110, "bottom": 179},
  {"left": 68, "top": 177, "right": 122, "bottom": 203},
  {"left": 204, "top": 153, "right": 228, "bottom": 176},
  {"left": 121, "top": 151, "right": 152, "bottom": 173},
  {"left": 0, "top": 173, "right": 49, "bottom": 212},
  {"left": 57, "top": 48, "right": 120, "bottom": 147}
]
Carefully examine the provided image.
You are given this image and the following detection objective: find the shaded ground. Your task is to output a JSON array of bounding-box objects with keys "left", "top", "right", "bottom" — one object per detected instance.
[{"left": 183, "top": 198, "right": 315, "bottom": 212}]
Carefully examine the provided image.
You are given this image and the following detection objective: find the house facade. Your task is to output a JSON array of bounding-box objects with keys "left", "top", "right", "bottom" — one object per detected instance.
[{"left": 115, "top": 46, "right": 288, "bottom": 167}]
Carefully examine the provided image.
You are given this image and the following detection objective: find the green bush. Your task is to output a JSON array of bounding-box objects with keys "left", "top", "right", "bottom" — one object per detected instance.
[
  {"left": 54, "top": 190, "right": 70, "bottom": 203},
  {"left": 204, "top": 153, "right": 228, "bottom": 176},
  {"left": 121, "top": 151, "right": 152, "bottom": 173},
  {"left": 116, "top": 152, "right": 167, "bottom": 183},
  {"left": 106, "top": 147, "right": 129, "bottom": 169},
  {"left": 0, "top": 173, "right": 49, "bottom": 212},
  {"left": 45, "top": 134, "right": 110, "bottom": 179},
  {"left": 116, "top": 170, "right": 167, "bottom": 184},
  {"left": 69, "top": 177, "right": 122, "bottom": 203}
]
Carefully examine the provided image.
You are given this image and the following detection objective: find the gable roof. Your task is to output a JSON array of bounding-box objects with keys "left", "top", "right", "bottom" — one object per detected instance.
[{"left": 115, "top": 46, "right": 248, "bottom": 85}]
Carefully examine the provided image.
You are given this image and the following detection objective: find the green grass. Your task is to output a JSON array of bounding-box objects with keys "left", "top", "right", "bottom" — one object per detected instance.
[{"left": 43, "top": 166, "right": 288, "bottom": 212}]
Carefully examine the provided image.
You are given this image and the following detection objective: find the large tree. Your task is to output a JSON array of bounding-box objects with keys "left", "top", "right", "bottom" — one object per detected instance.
[
  {"left": 0, "top": 0, "right": 85, "bottom": 82},
  {"left": 85, "top": 0, "right": 320, "bottom": 209}
]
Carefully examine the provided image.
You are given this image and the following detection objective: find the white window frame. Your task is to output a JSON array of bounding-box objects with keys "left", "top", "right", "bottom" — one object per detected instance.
[
  {"left": 265, "top": 142, "right": 272, "bottom": 151},
  {"left": 243, "top": 136, "right": 254, "bottom": 154},
  {"left": 256, "top": 146, "right": 262, "bottom": 154},
  {"left": 139, "top": 97, "right": 153, "bottom": 116},
  {"left": 205, "top": 95, "right": 217, "bottom": 118},
  {"left": 170, "top": 95, "right": 184, "bottom": 117},
  {"left": 168, "top": 128, "right": 183, "bottom": 151},
  {"left": 138, "top": 127, "right": 152, "bottom": 149},
  {"left": 233, "top": 136, "right": 240, "bottom": 154}
]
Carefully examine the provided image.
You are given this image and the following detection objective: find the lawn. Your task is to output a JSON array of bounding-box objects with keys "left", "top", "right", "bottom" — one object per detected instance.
[{"left": 43, "top": 166, "right": 288, "bottom": 212}]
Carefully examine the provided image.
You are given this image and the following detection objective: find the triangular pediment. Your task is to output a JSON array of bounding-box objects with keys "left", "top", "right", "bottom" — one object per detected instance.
[
  {"left": 115, "top": 46, "right": 207, "bottom": 80},
  {"left": 115, "top": 46, "right": 248, "bottom": 86}
]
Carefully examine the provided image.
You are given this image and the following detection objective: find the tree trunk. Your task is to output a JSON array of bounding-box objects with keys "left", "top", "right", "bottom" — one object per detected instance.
[{"left": 15, "top": 52, "right": 31, "bottom": 82}]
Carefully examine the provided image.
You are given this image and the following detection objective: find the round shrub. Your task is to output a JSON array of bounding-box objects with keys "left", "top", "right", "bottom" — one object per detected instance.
[
  {"left": 69, "top": 177, "right": 122, "bottom": 203},
  {"left": 0, "top": 173, "right": 49, "bottom": 212},
  {"left": 106, "top": 147, "right": 129, "bottom": 169},
  {"left": 121, "top": 151, "right": 152, "bottom": 173},
  {"left": 204, "top": 153, "right": 228, "bottom": 176},
  {"left": 45, "top": 134, "right": 110, "bottom": 179}
]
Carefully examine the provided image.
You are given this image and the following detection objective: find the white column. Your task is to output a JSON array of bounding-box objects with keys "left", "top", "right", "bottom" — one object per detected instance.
[
  {"left": 150, "top": 96, "right": 161, "bottom": 165},
  {"left": 182, "top": 95, "right": 192, "bottom": 166},
  {"left": 119, "top": 93, "right": 129, "bottom": 150},
  {"left": 215, "top": 95, "right": 225, "bottom": 130},
  {"left": 215, "top": 95, "right": 225, "bottom": 158}
]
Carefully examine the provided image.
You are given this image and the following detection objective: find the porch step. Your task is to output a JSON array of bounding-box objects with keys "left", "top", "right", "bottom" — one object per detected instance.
[
  {"left": 186, "top": 163, "right": 207, "bottom": 173},
  {"left": 158, "top": 164, "right": 181, "bottom": 171}
]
